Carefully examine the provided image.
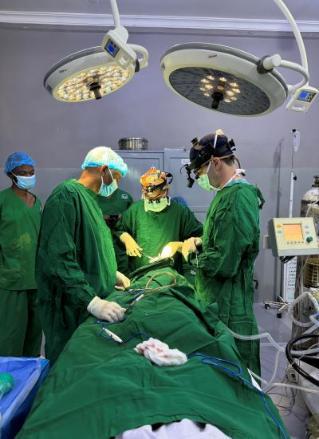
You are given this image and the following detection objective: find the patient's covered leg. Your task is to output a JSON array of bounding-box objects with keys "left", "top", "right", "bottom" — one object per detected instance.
[{"left": 116, "top": 419, "right": 231, "bottom": 438}]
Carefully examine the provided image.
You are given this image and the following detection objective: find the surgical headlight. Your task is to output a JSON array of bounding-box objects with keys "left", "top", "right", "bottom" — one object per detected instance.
[
  {"left": 182, "top": 133, "right": 236, "bottom": 187},
  {"left": 44, "top": 0, "right": 148, "bottom": 103},
  {"left": 161, "top": 0, "right": 318, "bottom": 116}
]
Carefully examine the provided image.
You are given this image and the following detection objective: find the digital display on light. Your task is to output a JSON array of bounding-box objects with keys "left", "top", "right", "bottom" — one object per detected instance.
[
  {"left": 297, "top": 90, "right": 316, "bottom": 103},
  {"left": 283, "top": 224, "right": 303, "bottom": 242},
  {"left": 104, "top": 39, "right": 120, "bottom": 58}
]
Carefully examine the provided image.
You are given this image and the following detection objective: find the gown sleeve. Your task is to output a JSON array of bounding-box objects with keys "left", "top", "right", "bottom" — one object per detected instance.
[
  {"left": 37, "top": 192, "right": 96, "bottom": 309},
  {"left": 180, "top": 205, "right": 203, "bottom": 240},
  {"left": 193, "top": 189, "right": 259, "bottom": 279}
]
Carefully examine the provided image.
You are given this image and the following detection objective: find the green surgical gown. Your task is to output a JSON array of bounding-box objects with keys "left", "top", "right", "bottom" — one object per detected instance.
[
  {"left": 0, "top": 188, "right": 41, "bottom": 290},
  {"left": 97, "top": 188, "right": 133, "bottom": 275},
  {"left": 0, "top": 188, "right": 42, "bottom": 356},
  {"left": 36, "top": 180, "right": 117, "bottom": 363},
  {"left": 117, "top": 200, "right": 203, "bottom": 275},
  {"left": 194, "top": 181, "right": 264, "bottom": 375}
]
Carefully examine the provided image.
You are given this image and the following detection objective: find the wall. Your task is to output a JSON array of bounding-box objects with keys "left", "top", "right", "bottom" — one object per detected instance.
[{"left": 0, "top": 26, "right": 318, "bottom": 301}]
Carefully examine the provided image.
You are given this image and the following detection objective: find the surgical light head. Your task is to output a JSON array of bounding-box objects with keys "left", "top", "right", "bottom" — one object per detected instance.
[
  {"left": 44, "top": 0, "right": 148, "bottom": 103},
  {"left": 140, "top": 167, "right": 173, "bottom": 201},
  {"left": 160, "top": 0, "right": 318, "bottom": 116},
  {"left": 183, "top": 132, "right": 236, "bottom": 188}
]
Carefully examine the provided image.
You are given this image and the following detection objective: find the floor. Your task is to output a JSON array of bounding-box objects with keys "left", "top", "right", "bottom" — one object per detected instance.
[{"left": 254, "top": 303, "right": 311, "bottom": 439}]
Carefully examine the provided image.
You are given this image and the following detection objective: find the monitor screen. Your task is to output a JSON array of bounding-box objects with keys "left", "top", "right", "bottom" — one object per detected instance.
[
  {"left": 283, "top": 224, "right": 303, "bottom": 242},
  {"left": 104, "top": 39, "right": 120, "bottom": 58},
  {"left": 297, "top": 90, "right": 316, "bottom": 103}
]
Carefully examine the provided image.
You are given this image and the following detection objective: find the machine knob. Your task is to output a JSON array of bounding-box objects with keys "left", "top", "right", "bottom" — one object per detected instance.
[{"left": 306, "top": 236, "right": 313, "bottom": 243}]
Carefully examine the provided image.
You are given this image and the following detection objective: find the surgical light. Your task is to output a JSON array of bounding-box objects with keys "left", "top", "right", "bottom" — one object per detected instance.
[
  {"left": 160, "top": 0, "right": 318, "bottom": 116},
  {"left": 44, "top": 0, "right": 148, "bottom": 103}
]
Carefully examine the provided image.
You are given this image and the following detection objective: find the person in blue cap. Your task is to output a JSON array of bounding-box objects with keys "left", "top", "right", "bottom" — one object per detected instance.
[
  {"left": 0, "top": 152, "right": 42, "bottom": 356},
  {"left": 36, "top": 146, "right": 131, "bottom": 363}
]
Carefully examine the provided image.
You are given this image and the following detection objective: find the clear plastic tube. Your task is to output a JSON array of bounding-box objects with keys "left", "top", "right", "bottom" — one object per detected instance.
[
  {"left": 228, "top": 329, "right": 285, "bottom": 352},
  {"left": 287, "top": 292, "right": 319, "bottom": 328},
  {"left": 267, "top": 382, "right": 319, "bottom": 394}
]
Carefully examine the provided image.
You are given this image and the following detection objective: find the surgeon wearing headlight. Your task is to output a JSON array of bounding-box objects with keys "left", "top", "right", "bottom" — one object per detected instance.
[
  {"left": 0, "top": 152, "right": 42, "bottom": 357},
  {"left": 182, "top": 130, "right": 264, "bottom": 376},
  {"left": 36, "top": 146, "right": 130, "bottom": 363},
  {"left": 116, "top": 167, "right": 203, "bottom": 275}
]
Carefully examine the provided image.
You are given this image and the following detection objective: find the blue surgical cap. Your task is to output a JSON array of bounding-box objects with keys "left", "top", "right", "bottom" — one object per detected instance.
[{"left": 4, "top": 152, "right": 36, "bottom": 174}]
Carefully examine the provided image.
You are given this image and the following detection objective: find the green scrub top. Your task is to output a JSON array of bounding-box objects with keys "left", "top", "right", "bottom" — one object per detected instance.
[
  {"left": 37, "top": 179, "right": 117, "bottom": 362},
  {"left": 0, "top": 188, "right": 42, "bottom": 290},
  {"left": 97, "top": 189, "right": 133, "bottom": 275},
  {"left": 117, "top": 199, "right": 203, "bottom": 274},
  {"left": 194, "top": 181, "right": 264, "bottom": 375},
  {"left": 97, "top": 188, "right": 133, "bottom": 216}
]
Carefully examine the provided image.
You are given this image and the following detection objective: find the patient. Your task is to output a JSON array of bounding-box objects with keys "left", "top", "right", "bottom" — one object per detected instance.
[{"left": 18, "top": 260, "right": 289, "bottom": 439}]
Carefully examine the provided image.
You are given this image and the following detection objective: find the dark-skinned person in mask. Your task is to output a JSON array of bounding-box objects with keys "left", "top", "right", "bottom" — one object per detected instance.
[
  {"left": 36, "top": 146, "right": 130, "bottom": 363},
  {"left": 0, "top": 152, "right": 42, "bottom": 357},
  {"left": 182, "top": 130, "right": 264, "bottom": 376},
  {"left": 116, "top": 167, "right": 203, "bottom": 275}
]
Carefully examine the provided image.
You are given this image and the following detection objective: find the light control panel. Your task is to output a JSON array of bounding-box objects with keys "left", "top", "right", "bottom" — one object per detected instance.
[{"left": 268, "top": 217, "right": 319, "bottom": 257}]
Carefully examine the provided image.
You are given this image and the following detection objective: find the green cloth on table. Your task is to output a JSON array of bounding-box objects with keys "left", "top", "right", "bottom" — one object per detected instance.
[
  {"left": 36, "top": 179, "right": 117, "bottom": 363},
  {"left": 18, "top": 266, "right": 288, "bottom": 439}
]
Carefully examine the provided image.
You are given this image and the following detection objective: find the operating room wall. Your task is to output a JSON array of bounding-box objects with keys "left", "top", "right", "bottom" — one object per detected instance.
[{"left": 0, "top": 26, "right": 318, "bottom": 301}]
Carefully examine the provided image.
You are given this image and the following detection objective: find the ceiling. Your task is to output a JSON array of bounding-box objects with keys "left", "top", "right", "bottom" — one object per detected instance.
[{"left": 0, "top": 0, "right": 318, "bottom": 21}]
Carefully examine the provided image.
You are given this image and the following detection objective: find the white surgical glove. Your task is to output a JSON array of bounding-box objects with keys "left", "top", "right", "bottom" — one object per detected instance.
[
  {"left": 182, "top": 237, "right": 202, "bottom": 261},
  {"left": 87, "top": 296, "right": 126, "bottom": 322},
  {"left": 116, "top": 271, "right": 131, "bottom": 290}
]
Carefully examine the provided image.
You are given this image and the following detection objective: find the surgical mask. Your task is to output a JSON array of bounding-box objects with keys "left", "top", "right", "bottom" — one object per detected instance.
[
  {"left": 144, "top": 197, "right": 170, "bottom": 213},
  {"left": 197, "top": 163, "right": 245, "bottom": 192},
  {"left": 197, "top": 162, "right": 215, "bottom": 192},
  {"left": 12, "top": 174, "right": 36, "bottom": 190},
  {"left": 99, "top": 169, "right": 118, "bottom": 198}
]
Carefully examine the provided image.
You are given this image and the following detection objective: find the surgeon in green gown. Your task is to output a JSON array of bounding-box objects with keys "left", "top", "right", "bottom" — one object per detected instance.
[
  {"left": 37, "top": 146, "right": 130, "bottom": 363},
  {"left": 182, "top": 130, "right": 264, "bottom": 376},
  {"left": 97, "top": 170, "right": 133, "bottom": 275},
  {"left": 0, "top": 152, "right": 42, "bottom": 357},
  {"left": 117, "top": 167, "right": 203, "bottom": 275}
]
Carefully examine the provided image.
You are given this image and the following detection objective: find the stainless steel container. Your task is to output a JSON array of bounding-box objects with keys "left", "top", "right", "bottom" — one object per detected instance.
[{"left": 118, "top": 137, "right": 148, "bottom": 150}]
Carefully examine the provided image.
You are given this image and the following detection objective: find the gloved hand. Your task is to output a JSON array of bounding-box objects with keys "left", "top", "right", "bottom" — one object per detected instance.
[
  {"left": 115, "top": 271, "right": 131, "bottom": 290},
  {"left": 87, "top": 296, "right": 126, "bottom": 322},
  {"left": 120, "top": 232, "right": 143, "bottom": 257},
  {"left": 160, "top": 242, "right": 183, "bottom": 259},
  {"left": 182, "top": 237, "right": 202, "bottom": 261}
]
